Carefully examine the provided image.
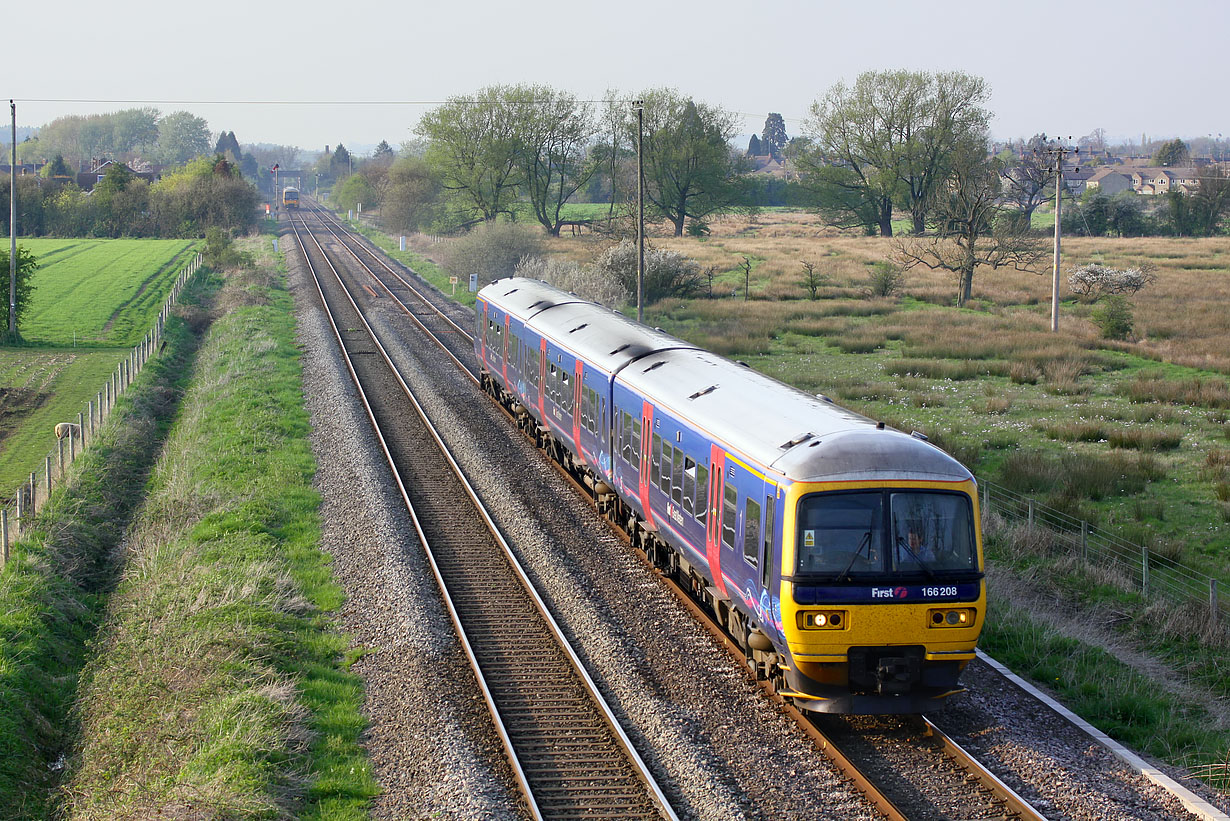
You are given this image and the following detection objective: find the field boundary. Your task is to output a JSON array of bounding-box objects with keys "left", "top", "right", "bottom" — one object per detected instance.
[
  {"left": 0, "top": 252, "right": 203, "bottom": 562},
  {"left": 978, "top": 477, "right": 1227, "bottom": 624}
]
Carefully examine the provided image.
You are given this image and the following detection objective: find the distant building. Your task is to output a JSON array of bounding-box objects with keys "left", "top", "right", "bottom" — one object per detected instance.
[
  {"left": 75, "top": 159, "right": 160, "bottom": 191},
  {"left": 1085, "top": 167, "right": 1135, "bottom": 196}
]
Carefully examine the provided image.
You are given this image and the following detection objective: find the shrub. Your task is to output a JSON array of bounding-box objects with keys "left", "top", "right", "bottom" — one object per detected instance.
[
  {"left": 442, "top": 221, "right": 544, "bottom": 287},
  {"left": 1091, "top": 295, "right": 1134, "bottom": 340},
  {"left": 514, "top": 256, "right": 629, "bottom": 308},
  {"left": 1067, "top": 262, "right": 1157, "bottom": 300},
  {"left": 593, "top": 240, "right": 702, "bottom": 303},
  {"left": 865, "top": 260, "right": 904, "bottom": 298}
]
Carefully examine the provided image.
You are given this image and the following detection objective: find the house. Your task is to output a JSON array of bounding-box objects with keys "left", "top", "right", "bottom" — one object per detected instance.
[
  {"left": 1061, "top": 167, "right": 1095, "bottom": 196},
  {"left": 1085, "top": 167, "right": 1134, "bottom": 196},
  {"left": 1131, "top": 167, "right": 1199, "bottom": 195},
  {"left": 75, "top": 159, "right": 160, "bottom": 191}
]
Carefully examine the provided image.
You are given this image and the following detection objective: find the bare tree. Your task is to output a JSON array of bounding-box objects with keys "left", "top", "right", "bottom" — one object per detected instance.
[
  {"left": 800, "top": 260, "right": 827, "bottom": 299},
  {"left": 896, "top": 140, "right": 1046, "bottom": 306},
  {"left": 1001, "top": 134, "right": 1055, "bottom": 224}
]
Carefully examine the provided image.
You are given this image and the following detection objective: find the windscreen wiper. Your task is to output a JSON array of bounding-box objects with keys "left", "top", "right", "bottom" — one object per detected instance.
[
  {"left": 895, "top": 536, "right": 939, "bottom": 582},
  {"left": 837, "top": 531, "right": 872, "bottom": 582}
]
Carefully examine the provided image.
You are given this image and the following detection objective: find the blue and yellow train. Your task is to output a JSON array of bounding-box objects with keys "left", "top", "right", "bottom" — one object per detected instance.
[
  {"left": 476, "top": 278, "right": 985, "bottom": 714},
  {"left": 282, "top": 186, "right": 300, "bottom": 209}
]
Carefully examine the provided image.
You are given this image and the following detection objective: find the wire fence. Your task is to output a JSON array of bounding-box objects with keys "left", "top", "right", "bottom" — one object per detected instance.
[
  {"left": 0, "top": 253, "right": 203, "bottom": 566},
  {"left": 979, "top": 478, "right": 1224, "bottom": 624}
]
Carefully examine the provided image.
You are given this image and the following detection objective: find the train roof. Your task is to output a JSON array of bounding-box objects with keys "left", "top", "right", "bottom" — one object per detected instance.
[
  {"left": 283, "top": 186, "right": 299, "bottom": 193},
  {"left": 481, "top": 278, "right": 695, "bottom": 374},
  {"left": 620, "top": 348, "right": 972, "bottom": 484},
  {"left": 478, "top": 278, "right": 973, "bottom": 486}
]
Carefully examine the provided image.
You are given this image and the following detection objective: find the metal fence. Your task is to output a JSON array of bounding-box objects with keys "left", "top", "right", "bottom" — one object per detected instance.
[
  {"left": 0, "top": 253, "right": 203, "bottom": 565},
  {"left": 979, "top": 477, "right": 1224, "bottom": 623}
]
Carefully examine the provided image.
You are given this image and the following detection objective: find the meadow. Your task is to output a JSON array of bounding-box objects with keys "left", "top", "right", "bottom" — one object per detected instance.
[
  {"left": 0, "top": 238, "right": 197, "bottom": 499},
  {"left": 19, "top": 238, "right": 197, "bottom": 346}
]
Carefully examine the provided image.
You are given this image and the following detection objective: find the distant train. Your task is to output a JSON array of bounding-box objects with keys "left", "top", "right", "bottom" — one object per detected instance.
[
  {"left": 476, "top": 278, "right": 986, "bottom": 714},
  {"left": 282, "top": 187, "right": 300, "bottom": 209}
]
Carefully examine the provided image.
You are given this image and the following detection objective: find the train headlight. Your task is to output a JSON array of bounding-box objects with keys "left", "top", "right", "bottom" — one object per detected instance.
[
  {"left": 928, "top": 608, "right": 975, "bottom": 628},
  {"left": 797, "top": 610, "right": 846, "bottom": 630}
]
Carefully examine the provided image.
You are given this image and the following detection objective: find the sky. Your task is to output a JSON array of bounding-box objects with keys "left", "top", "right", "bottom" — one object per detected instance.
[{"left": 8, "top": 0, "right": 1229, "bottom": 156}]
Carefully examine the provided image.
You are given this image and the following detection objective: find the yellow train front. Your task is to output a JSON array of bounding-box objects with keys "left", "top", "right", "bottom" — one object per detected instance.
[
  {"left": 282, "top": 186, "right": 300, "bottom": 209},
  {"left": 771, "top": 460, "right": 985, "bottom": 714}
]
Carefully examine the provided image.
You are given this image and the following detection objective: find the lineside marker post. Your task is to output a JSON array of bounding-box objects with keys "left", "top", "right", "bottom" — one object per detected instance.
[{"left": 1, "top": 509, "right": 8, "bottom": 566}]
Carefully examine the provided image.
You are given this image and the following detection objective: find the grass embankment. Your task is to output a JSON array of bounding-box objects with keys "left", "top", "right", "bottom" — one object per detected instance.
[
  {"left": 0, "top": 242, "right": 376, "bottom": 818},
  {"left": 0, "top": 271, "right": 213, "bottom": 820},
  {"left": 59, "top": 242, "right": 376, "bottom": 818}
]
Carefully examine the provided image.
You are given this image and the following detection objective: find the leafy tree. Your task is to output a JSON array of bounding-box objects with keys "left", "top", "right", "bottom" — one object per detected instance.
[
  {"left": 515, "top": 85, "right": 599, "bottom": 236},
  {"left": 332, "top": 174, "right": 376, "bottom": 212},
  {"left": 442, "top": 221, "right": 543, "bottom": 286},
  {"left": 747, "top": 134, "right": 763, "bottom": 156},
  {"left": 330, "top": 143, "right": 353, "bottom": 177},
  {"left": 373, "top": 140, "right": 395, "bottom": 161},
  {"left": 634, "top": 88, "right": 747, "bottom": 237},
  {"left": 1151, "top": 138, "right": 1190, "bottom": 167},
  {"left": 381, "top": 155, "right": 444, "bottom": 232},
  {"left": 418, "top": 87, "right": 525, "bottom": 224},
  {"left": 155, "top": 111, "right": 211, "bottom": 165},
  {"left": 798, "top": 70, "right": 990, "bottom": 236},
  {"left": 895, "top": 139, "right": 1045, "bottom": 306},
  {"left": 1091, "top": 295, "right": 1133, "bottom": 339},
  {"left": 214, "top": 131, "right": 241, "bottom": 162},
  {"left": 41, "top": 154, "right": 73, "bottom": 178},
  {"left": 1, "top": 245, "right": 38, "bottom": 338},
  {"left": 761, "top": 113, "right": 788, "bottom": 157},
  {"left": 112, "top": 108, "right": 160, "bottom": 154}
]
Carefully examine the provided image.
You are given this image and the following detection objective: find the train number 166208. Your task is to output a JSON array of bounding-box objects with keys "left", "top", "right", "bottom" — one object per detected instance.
[{"left": 923, "top": 586, "right": 958, "bottom": 598}]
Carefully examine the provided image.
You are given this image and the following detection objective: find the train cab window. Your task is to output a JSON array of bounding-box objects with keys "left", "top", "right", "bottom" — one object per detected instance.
[
  {"left": 631, "top": 419, "right": 642, "bottom": 471},
  {"left": 682, "top": 457, "right": 697, "bottom": 516},
  {"left": 721, "top": 485, "right": 738, "bottom": 549},
  {"left": 671, "top": 447, "right": 684, "bottom": 505},
  {"left": 888, "top": 492, "right": 978, "bottom": 573},
  {"left": 743, "top": 498, "right": 761, "bottom": 568},
  {"left": 695, "top": 464, "right": 708, "bottom": 524}
]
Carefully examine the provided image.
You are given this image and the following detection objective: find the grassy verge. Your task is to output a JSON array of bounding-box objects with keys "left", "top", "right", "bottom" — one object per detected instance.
[
  {"left": 0, "top": 272, "right": 214, "bottom": 820},
  {"left": 345, "top": 218, "right": 471, "bottom": 306},
  {"left": 979, "top": 593, "right": 1229, "bottom": 789},
  {"left": 58, "top": 240, "right": 377, "bottom": 818}
]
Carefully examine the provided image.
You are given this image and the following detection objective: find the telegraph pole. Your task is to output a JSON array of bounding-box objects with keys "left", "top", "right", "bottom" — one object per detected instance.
[
  {"left": 9, "top": 100, "right": 16, "bottom": 340},
  {"left": 1041, "top": 139, "right": 1076, "bottom": 332},
  {"left": 633, "top": 100, "right": 645, "bottom": 324}
]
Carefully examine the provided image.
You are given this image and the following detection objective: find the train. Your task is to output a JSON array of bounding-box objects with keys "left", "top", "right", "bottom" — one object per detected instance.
[
  {"left": 475, "top": 278, "right": 985, "bottom": 714},
  {"left": 282, "top": 187, "right": 300, "bottom": 209}
]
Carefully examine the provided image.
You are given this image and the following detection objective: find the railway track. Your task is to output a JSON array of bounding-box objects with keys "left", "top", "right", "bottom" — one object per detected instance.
[
  {"left": 287, "top": 210, "right": 676, "bottom": 821},
  {"left": 288, "top": 204, "right": 1054, "bottom": 820}
]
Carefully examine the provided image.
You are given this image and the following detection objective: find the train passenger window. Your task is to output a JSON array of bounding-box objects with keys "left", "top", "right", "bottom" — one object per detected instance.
[
  {"left": 651, "top": 433, "right": 662, "bottom": 484},
  {"left": 671, "top": 447, "right": 683, "bottom": 505},
  {"left": 722, "top": 485, "right": 738, "bottom": 549},
  {"left": 658, "top": 438, "right": 672, "bottom": 494},
  {"left": 682, "top": 457, "right": 696, "bottom": 516},
  {"left": 744, "top": 498, "right": 761, "bottom": 568},
  {"left": 695, "top": 464, "right": 708, "bottom": 524},
  {"left": 631, "top": 419, "right": 641, "bottom": 471},
  {"left": 620, "top": 412, "right": 632, "bottom": 463}
]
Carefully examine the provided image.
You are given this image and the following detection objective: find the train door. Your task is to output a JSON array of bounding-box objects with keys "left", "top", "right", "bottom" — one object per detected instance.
[
  {"left": 705, "top": 446, "right": 728, "bottom": 597},
  {"left": 502, "top": 314, "right": 510, "bottom": 384},
  {"left": 638, "top": 402, "right": 656, "bottom": 527},
  {"left": 573, "top": 359, "right": 584, "bottom": 452}
]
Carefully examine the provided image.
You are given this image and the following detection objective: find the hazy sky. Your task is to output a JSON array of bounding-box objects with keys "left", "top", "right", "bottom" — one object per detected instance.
[{"left": 9, "top": 0, "right": 1228, "bottom": 155}]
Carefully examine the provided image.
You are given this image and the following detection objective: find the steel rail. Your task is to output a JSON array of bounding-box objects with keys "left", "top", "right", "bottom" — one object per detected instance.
[
  {"left": 304, "top": 200, "right": 471, "bottom": 339},
  {"left": 921, "top": 716, "right": 1049, "bottom": 821},
  {"left": 287, "top": 215, "right": 677, "bottom": 821}
]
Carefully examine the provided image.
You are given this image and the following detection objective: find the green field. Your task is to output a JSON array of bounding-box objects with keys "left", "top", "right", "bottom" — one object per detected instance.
[
  {"left": 20, "top": 238, "right": 197, "bottom": 346},
  {"left": 0, "top": 238, "right": 197, "bottom": 500}
]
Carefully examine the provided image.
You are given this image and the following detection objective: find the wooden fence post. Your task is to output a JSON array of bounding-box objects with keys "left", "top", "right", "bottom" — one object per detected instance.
[
  {"left": 1, "top": 509, "right": 8, "bottom": 566},
  {"left": 1141, "top": 545, "right": 1150, "bottom": 598},
  {"left": 44, "top": 456, "right": 52, "bottom": 507},
  {"left": 1080, "top": 520, "right": 1088, "bottom": 562},
  {"left": 1212, "top": 579, "right": 1220, "bottom": 624}
]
